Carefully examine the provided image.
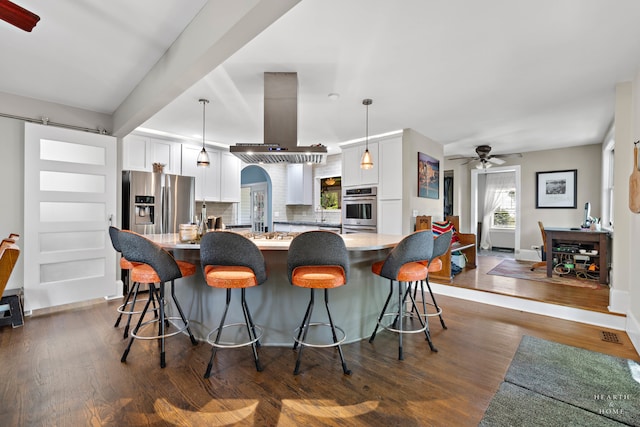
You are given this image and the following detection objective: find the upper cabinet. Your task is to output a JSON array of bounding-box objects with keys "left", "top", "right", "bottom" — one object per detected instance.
[
  {"left": 122, "top": 134, "right": 181, "bottom": 175},
  {"left": 378, "top": 136, "right": 403, "bottom": 200},
  {"left": 286, "top": 164, "right": 313, "bottom": 205},
  {"left": 341, "top": 141, "right": 379, "bottom": 188},
  {"left": 181, "top": 145, "right": 240, "bottom": 203},
  {"left": 220, "top": 152, "right": 241, "bottom": 202}
]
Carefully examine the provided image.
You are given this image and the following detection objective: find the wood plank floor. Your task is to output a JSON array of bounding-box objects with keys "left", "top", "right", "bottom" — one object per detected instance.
[
  {"left": 448, "top": 254, "right": 611, "bottom": 313},
  {"left": 1, "top": 290, "right": 637, "bottom": 426}
]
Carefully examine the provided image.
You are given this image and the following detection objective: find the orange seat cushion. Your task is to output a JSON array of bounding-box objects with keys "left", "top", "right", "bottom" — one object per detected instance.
[
  {"left": 204, "top": 265, "right": 258, "bottom": 289},
  {"left": 372, "top": 260, "right": 428, "bottom": 282},
  {"left": 130, "top": 260, "right": 196, "bottom": 283},
  {"left": 427, "top": 257, "right": 443, "bottom": 273},
  {"left": 120, "top": 257, "right": 140, "bottom": 270},
  {"left": 291, "top": 266, "right": 346, "bottom": 289}
]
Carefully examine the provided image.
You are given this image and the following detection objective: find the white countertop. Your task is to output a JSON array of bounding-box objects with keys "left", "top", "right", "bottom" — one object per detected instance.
[{"left": 146, "top": 232, "right": 403, "bottom": 251}]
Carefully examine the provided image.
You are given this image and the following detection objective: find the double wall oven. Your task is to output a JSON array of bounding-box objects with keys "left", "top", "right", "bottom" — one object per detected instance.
[{"left": 341, "top": 186, "right": 377, "bottom": 233}]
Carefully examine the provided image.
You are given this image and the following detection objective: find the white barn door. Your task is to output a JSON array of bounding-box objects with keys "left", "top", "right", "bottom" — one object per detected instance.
[{"left": 24, "top": 123, "right": 117, "bottom": 311}]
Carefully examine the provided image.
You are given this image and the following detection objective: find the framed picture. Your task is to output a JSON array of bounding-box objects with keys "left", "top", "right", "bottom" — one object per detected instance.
[
  {"left": 418, "top": 152, "right": 439, "bottom": 199},
  {"left": 535, "top": 169, "right": 577, "bottom": 208}
]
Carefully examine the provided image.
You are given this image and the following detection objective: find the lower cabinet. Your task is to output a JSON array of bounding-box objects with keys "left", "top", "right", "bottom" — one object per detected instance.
[{"left": 378, "top": 200, "right": 402, "bottom": 235}]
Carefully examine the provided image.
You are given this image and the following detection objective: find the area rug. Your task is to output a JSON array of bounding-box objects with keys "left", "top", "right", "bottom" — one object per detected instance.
[
  {"left": 487, "top": 259, "right": 602, "bottom": 289},
  {"left": 480, "top": 335, "right": 640, "bottom": 426}
]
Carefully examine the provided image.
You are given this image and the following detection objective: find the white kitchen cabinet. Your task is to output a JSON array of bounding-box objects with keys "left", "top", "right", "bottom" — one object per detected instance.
[
  {"left": 122, "top": 134, "right": 181, "bottom": 174},
  {"left": 378, "top": 137, "right": 403, "bottom": 200},
  {"left": 286, "top": 164, "right": 313, "bottom": 205},
  {"left": 181, "top": 144, "right": 220, "bottom": 201},
  {"left": 182, "top": 145, "right": 241, "bottom": 202},
  {"left": 220, "top": 152, "right": 241, "bottom": 202},
  {"left": 341, "top": 142, "right": 379, "bottom": 187},
  {"left": 378, "top": 199, "right": 403, "bottom": 235}
]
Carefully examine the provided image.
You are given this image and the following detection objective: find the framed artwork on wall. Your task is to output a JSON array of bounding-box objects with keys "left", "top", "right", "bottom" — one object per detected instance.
[
  {"left": 418, "top": 152, "right": 439, "bottom": 199},
  {"left": 535, "top": 169, "right": 577, "bottom": 208}
]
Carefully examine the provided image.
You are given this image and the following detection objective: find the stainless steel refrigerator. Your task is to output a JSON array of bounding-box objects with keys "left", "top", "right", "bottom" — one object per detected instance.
[{"left": 122, "top": 170, "right": 195, "bottom": 234}]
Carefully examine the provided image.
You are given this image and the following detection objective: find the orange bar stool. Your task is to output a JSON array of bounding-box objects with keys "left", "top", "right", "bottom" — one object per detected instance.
[
  {"left": 369, "top": 230, "right": 436, "bottom": 360},
  {"left": 109, "top": 226, "right": 159, "bottom": 339},
  {"left": 118, "top": 230, "right": 198, "bottom": 368},
  {"left": 287, "top": 231, "right": 351, "bottom": 375},
  {"left": 200, "top": 231, "right": 267, "bottom": 378}
]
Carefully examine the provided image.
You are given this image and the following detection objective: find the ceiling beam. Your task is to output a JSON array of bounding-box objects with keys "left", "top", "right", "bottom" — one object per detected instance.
[{"left": 112, "top": 0, "right": 300, "bottom": 137}]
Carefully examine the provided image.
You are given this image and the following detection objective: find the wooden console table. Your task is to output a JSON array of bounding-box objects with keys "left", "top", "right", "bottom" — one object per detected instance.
[{"left": 543, "top": 228, "right": 611, "bottom": 285}]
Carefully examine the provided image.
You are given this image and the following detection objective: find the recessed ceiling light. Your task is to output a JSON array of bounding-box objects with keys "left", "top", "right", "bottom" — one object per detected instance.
[{"left": 328, "top": 93, "right": 340, "bottom": 101}]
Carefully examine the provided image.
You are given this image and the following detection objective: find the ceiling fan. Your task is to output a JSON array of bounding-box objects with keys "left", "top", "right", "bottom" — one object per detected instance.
[
  {"left": 448, "top": 145, "right": 522, "bottom": 169},
  {"left": 0, "top": 0, "right": 40, "bottom": 32}
]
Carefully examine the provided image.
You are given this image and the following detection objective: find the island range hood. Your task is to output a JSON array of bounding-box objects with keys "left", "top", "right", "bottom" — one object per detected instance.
[{"left": 229, "top": 72, "right": 327, "bottom": 164}]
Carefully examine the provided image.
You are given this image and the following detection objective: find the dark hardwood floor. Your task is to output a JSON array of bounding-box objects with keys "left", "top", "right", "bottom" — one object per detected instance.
[{"left": 1, "top": 285, "right": 637, "bottom": 426}]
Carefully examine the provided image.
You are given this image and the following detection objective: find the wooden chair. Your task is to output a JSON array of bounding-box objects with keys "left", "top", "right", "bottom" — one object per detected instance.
[
  {"left": 1, "top": 234, "right": 23, "bottom": 328},
  {"left": 530, "top": 221, "right": 547, "bottom": 271}
]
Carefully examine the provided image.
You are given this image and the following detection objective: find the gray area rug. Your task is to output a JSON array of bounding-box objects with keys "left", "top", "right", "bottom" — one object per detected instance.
[{"left": 480, "top": 335, "right": 640, "bottom": 426}]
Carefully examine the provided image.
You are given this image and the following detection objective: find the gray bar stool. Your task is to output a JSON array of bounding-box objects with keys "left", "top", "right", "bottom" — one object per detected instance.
[
  {"left": 118, "top": 230, "right": 198, "bottom": 368},
  {"left": 288, "top": 231, "right": 351, "bottom": 375},
  {"left": 200, "top": 231, "right": 267, "bottom": 378},
  {"left": 415, "top": 230, "right": 452, "bottom": 329},
  {"left": 369, "top": 230, "right": 436, "bottom": 360},
  {"left": 109, "top": 226, "right": 159, "bottom": 339}
]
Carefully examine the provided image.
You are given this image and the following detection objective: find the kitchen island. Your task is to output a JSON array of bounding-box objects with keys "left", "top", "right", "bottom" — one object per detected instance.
[{"left": 146, "top": 232, "right": 403, "bottom": 346}]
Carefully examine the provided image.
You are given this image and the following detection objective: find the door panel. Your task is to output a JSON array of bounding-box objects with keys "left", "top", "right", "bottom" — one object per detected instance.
[{"left": 24, "top": 123, "right": 117, "bottom": 311}]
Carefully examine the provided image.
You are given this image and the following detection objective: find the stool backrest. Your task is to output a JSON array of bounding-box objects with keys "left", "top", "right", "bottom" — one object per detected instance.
[
  {"left": 380, "top": 230, "right": 434, "bottom": 280},
  {"left": 429, "top": 230, "right": 453, "bottom": 266},
  {"left": 118, "top": 230, "right": 182, "bottom": 282},
  {"left": 287, "top": 231, "right": 349, "bottom": 283},
  {"left": 108, "top": 226, "right": 122, "bottom": 253},
  {"left": 200, "top": 231, "right": 267, "bottom": 285}
]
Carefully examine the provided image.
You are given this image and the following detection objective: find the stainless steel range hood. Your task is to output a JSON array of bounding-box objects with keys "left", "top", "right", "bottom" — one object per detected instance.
[{"left": 229, "top": 72, "right": 327, "bottom": 164}]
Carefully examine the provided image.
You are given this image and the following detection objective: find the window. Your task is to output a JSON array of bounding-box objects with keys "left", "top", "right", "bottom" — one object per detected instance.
[
  {"left": 319, "top": 176, "right": 341, "bottom": 210},
  {"left": 491, "top": 188, "right": 516, "bottom": 229}
]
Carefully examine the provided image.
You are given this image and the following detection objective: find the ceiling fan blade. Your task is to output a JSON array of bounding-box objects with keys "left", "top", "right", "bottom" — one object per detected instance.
[
  {"left": 0, "top": 0, "right": 40, "bottom": 32},
  {"left": 488, "top": 157, "right": 505, "bottom": 165},
  {"left": 493, "top": 153, "right": 523, "bottom": 158}
]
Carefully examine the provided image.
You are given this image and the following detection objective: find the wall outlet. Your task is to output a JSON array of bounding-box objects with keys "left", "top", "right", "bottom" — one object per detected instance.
[
  {"left": 531, "top": 245, "right": 540, "bottom": 250},
  {"left": 412, "top": 210, "right": 418, "bottom": 217},
  {"left": 274, "top": 211, "right": 279, "bottom": 218}
]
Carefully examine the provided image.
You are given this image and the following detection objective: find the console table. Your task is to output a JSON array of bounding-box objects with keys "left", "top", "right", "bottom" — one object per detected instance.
[{"left": 543, "top": 228, "right": 611, "bottom": 285}]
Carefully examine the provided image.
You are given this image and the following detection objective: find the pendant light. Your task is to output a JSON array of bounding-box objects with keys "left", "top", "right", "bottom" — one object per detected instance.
[
  {"left": 360, "top": 98, "right": 374, "bottom": 170},
  {"left": 197, "top": 98, "right": 210, "bottom": 167}
]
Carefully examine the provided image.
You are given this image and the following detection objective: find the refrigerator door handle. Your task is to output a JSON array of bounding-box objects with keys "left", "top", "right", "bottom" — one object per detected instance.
[{"left": 161, "top": 184, "right": 168, "bottom": 234}]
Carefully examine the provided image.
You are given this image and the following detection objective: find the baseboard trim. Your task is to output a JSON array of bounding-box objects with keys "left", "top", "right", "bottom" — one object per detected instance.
[
  {"left": 627, "top": 310, "right": 640, "bottom": 356},
  {"left": 430, "top": 283, "right": 627, "bottom": 331}
]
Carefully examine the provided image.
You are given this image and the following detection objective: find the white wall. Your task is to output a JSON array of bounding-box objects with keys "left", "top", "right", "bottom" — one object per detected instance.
[
  {"left": 402, "top": 128, "right": 444, "bottom": 233},
  {"left": 0, "top": 94, "right": 112, "bottom": 291},
  {"left": 445, "top": 144, "right": 602, "bottom": 250}
]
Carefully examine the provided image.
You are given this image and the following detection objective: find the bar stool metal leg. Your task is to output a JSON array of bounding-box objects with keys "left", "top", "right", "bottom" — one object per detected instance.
[
  {"left": 293, "top": 289, "right": 315, "bottom": 375},
  {"left": 369, "top": 280, "right": 394, "bottom": 343},
  {"left": 240, "top": 288, "right": 263, "bottom": 372},
  {"left": 323, "top": 289, "right": 351, "bottom": 375}
]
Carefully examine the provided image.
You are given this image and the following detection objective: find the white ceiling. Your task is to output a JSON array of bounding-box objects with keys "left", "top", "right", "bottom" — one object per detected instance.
[{"left": 2, "top": 0, "right": 640, "bottom": 159}]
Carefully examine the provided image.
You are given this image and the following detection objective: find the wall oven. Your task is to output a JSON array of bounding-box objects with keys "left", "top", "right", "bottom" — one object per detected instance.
[{"left": 342, "top": 186, "right": 377, "bottom": 233}]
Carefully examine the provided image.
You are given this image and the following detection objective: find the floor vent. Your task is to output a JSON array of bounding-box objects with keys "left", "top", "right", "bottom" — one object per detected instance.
[{"left": 600, "top": 330, "right": 622, "bottom": 344}]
